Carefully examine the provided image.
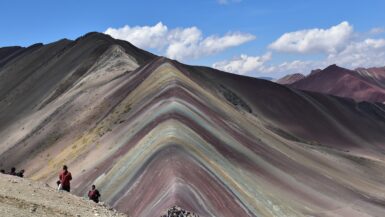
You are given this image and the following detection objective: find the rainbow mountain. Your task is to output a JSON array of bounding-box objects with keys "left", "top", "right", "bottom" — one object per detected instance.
[{"left": 1, "top": 32, "right": 385, "bottom": 217}]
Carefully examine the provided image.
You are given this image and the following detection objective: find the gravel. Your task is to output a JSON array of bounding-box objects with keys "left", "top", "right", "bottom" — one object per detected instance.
[{"left": 0, "top": 174, "right": 127, "bottom": 217}]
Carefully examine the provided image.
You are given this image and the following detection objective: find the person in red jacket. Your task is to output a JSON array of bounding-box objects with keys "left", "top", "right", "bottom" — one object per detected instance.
[
  {"left": 59, "top": 165, "right": 72, "bottom": 192},
  {"left": 88, "top": 185, "right": 101, "bottom": 203}
]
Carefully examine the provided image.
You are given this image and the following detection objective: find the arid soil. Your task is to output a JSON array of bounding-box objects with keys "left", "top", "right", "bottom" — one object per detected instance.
[{"left": 0, "top": 174, "right": 127, "bottom": 217}]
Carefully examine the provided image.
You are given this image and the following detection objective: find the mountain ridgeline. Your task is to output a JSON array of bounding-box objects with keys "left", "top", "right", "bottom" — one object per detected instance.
[
  {"left": 1, "top": 33, "right": 385, "bottom": 217},
  {"left": 277, "top": 64, "right": 385, "bottom": 103}
]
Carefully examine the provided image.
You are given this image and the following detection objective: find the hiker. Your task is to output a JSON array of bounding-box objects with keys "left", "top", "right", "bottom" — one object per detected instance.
[
  {"left": 88, "top": 185, "right": 101, "bottom": 203},
  {"left": 9, "top": 167, "right": 17, "bottom": 176},
  {"left": 59, "top": 165, "right": 72, "bottom": 192},
  {"left": 0, "top": 169, "right": 5, "bottom": 174},
  {"left": 16, "top": 169, "right": 25, "bottom": 178}
]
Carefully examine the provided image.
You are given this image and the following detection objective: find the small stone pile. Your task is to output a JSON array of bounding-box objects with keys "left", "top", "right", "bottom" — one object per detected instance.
[{"left": 161, "top": 206, "right": 199, "bottom": 217}]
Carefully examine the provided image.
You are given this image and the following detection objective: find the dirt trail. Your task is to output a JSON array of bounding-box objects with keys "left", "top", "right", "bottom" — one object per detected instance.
[{"left": 0, "top": 174, "right": 127, "bottom": 217}]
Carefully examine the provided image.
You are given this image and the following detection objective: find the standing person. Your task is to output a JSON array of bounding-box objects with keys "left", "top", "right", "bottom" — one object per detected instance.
[
  {"left": 59, "top": 165, "right": 72, "bottom": 192},
  {"left": 88, "top": 185, "right": 101, "bottom": 203},
  {"left": 9, "top": 167, "right": 17, "bottom": 176}
]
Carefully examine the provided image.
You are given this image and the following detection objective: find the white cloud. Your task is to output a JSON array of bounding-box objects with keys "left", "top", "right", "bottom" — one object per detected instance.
[
  {"left": 214, "top": 36, "right": 385, "bottom": 76},
  {"left": 166, "top": 31, "right": 256, "bottom": 60},
  {"left": 105, "top": 22, "right": 168, "bottom": 49},
  {"left": 269, "top": 21, "right": 353, "bottom": 54},
  {"left": 212, "top": 52, "right": 272, "bottom": 75},
  {"left": 327, "top": 38, "right": 385, "bottom": 68},
  {"left": 271, "top": 38, "right": 385, "bottom": 74},
  {"left": 105, "top": 22, "right": 255, "bottom": 61},
  {"left": 214, "top": 22, "right": 385, "bottom": 77},
  {"left": 212, "top": 52, "right": 322, "bottom": 75},
  {"left": 107, "top": 21, "right": 385, "bottom": 77}
]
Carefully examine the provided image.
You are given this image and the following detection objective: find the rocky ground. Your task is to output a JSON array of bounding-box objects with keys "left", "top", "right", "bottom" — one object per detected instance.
[
  {"left": 0, "top": 174, "right": 127, "bottom": 217},
  {"left": 161, "top": 206, "right": 199, "bottom": 217}
]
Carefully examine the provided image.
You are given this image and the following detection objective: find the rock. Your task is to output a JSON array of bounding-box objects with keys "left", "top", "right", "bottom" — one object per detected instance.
[
  {"left": 162, "top": 206, "right": 199, "bottom": 217},
  {"left": 30, "top": 206, "right": 37, "bottom": 213}
]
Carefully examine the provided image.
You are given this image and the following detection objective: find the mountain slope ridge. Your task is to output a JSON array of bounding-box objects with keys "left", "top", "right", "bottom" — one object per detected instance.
[
  {"left": 288, "top": 64, "right": 385, "bottom": 103},
  {"left": 0, "top": 174, "right": 126, "bottom": 217},
  {"left": 1, "top": 33, "right": 385, "bottom": 217}
]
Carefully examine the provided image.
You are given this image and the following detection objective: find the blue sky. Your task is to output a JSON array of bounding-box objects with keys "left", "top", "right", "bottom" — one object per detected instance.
[{"left": 1, "top": 0, "right": 385, "bottom": 78}]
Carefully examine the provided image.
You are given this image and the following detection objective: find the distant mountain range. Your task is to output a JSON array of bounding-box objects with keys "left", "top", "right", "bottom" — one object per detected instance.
[
  {"left": 277, "top": 64, "right": 385, "bottom": 103},
  {"left": 275, "top": 73, "right": 305, "bottom": 85},
  {"left": 257, "top": 76, "right": 274, "bottom": 81},
  {"left": 1, "top": 32, "right": 385, "bottom": 217}
]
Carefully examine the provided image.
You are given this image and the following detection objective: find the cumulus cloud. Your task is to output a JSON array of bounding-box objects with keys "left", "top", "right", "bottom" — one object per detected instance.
[
  {"left": 166, "top": 29, "right": 255, "bottom": 60},
  {"left": 107, "top": 21, "right": 385, "bottom": 77},
  {"left": 269, "top": 21, "right": 353, "bottom": 54},
  {"left": 105, "top": 22, "right": 168, "bottom": 49},
  {"left": 212, "top": 52, "right": 272, "bottom": 75},
  {"left": 326, "top": 38, "right": 385, "bottom": 68},
  {"left": 215, "top": 21, "right": 385, "bottom": 77},
  {"left": 215, "top": 37, "right": 385, "bottom": 76},
  {"left": 212, "top": 53, "right": 321, "bottom": 75},
  {"left": 273, "top": 38, "right": 385, "bottom": 73},
  {"left": 105, "top": 22, "right": 255, "bottom": 61},
  {"left": 267, "top": 22, "right": 385, "bottom": 72},
  {"left": 277, "top": 39, "right": 385, "bottom": 73}
]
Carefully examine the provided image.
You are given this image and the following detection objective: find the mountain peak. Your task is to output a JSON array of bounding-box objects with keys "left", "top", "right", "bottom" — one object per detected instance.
[
  {"left": 322, "top": 64, "right": 347, "bottom": 72},
  {"left": 73, "top": 32, "right": 117, "bottom": 46},
  {"left": 288, "top": 63, "right": 385, "bottom": 102},
  {"left": 276, "top": 73, "right": 305, "bottom": 84},
  {"left": 309, "top": 69, "right": 322, "bottom": 76}
]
